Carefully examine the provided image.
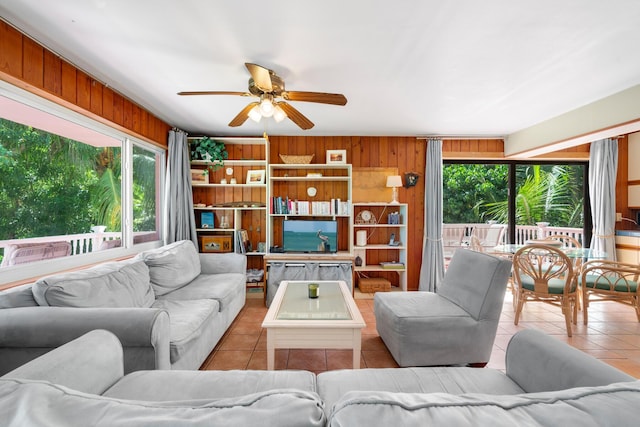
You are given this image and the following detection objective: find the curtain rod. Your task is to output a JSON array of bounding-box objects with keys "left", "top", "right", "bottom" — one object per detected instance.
[{"left": 417, "top": 135, "right": 505, "bottom": 140}]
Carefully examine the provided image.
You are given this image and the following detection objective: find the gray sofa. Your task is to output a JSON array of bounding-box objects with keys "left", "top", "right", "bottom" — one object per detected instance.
[
  {"left": 0, "top": 330, "right": 324, "bottom": 427},
  {"left": 319, "top": 328, "right": 639, "bottom": 425},
  {"left": 0, "top": 240, "right": 246, "bottom": 374},
  {"left": 1, "top": 328, "right": 638, "bottom": 426}
]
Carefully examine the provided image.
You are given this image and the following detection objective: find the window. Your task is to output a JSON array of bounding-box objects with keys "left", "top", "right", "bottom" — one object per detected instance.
[
  {"left": 443, "top": 161, "right": 588, "bottom": 245},
  {"left": 0, "top": 82, "right": 164, "bottom": 283}
]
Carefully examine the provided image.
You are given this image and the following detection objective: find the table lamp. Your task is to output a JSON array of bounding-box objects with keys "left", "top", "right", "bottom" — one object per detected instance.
[{"left": 386, "top": 175, "right": 402, "bottom": 204}]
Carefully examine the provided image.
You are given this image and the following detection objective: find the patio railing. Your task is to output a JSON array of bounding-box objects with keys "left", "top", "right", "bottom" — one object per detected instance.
[
  {"left": 0, "top": 232, "right": 122, "bottom": 256},
  {"left": 443, "top": 223, "right": 584, "bottom": 246}
]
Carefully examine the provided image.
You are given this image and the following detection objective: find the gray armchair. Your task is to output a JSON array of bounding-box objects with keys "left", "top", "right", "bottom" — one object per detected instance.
[{"left": 375, "top": 249, "right": 512, "bottom": 367}]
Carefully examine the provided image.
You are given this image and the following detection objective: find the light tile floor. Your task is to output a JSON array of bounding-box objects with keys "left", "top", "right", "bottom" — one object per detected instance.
[{"left": 201, "top": 290, "right": 640, "bottom": 378}]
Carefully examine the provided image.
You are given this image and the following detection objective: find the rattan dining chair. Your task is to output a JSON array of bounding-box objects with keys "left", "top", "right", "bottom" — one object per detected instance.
[
  {"left": 581, "top": 260, "right": 640, "bottom": 324},
  {"left": 513, "top": 244, "right": 579, "bottom": 337},
  {"left": 548, "top": 234, "right": 585, "bottom": 311},
  {"left": 548, "top": 234, "right": 582, "bottom": 249}
]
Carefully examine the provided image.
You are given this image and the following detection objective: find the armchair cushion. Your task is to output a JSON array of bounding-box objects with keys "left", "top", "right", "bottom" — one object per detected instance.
[
  {"left": 136, "top": 240, "right": 201, "bottom": 296},
  {"left": 520, "top": 276, "right": 576, "bottom": 294},
  {"left": 438, "top": 249, "right": 512, "bottom": 320},
  {"left": 375, "top": 249, "right": 512, "bottom": 367},
  {"left": 32, "top": 260, "right": 154, "bottom": 308}
]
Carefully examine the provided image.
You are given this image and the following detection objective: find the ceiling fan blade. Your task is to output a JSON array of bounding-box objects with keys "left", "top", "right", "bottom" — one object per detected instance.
[
  {"left": 245, "top": 63, "right": 273, "bottom": 92},
  {"left": 177, "top": 91, "right": 251, "bottom": 96},
  {"left": 228, "top": 102, "right": 259, "bottom": 127},
  {"left": 282, "top": 91, "right": 347, "bottom": 106},
  {"left": 278, "top": 102, "right": 314, "bottom": 130}
]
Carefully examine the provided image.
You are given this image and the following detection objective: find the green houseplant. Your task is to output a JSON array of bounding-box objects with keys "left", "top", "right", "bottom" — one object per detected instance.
[{"left": 190, "top": 137, "right": 228, "bottom": 172}]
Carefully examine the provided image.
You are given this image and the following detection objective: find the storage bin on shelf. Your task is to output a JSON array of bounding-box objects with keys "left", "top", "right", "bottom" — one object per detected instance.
[{"left": 358, "top": 277, "right": 391, "bottom": 293}]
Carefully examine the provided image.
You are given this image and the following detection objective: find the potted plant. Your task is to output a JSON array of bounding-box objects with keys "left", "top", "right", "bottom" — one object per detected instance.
[{"left": 190, "top": 137, "right": 228, "bottom": 171}]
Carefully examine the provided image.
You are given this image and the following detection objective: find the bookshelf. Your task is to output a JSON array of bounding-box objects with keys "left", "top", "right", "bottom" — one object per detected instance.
[
  {"left": 267, "top": 163, "right": 353, "bottom": 254},
  {"left": 352, "top": 202, "right": 408, "bottom": 291}
]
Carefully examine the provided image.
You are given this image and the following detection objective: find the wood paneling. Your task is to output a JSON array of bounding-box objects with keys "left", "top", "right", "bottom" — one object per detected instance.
[
  {"left": 0, "top": 22, "right": 170, "bottom": 147},
  {"left": 443, "top": 139, "right": 590, "bottom": 160},
  {"left": 269, "top": 136, "right": 425, "bottom": 291}
]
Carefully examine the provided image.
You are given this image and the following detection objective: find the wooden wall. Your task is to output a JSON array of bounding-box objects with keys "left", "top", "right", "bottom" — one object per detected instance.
[
  {"left": 0, "top": 20, "right": 170, "bottom": 147},
  {"left": 269, "top": 136, "right": 426, "bottom": 290}
]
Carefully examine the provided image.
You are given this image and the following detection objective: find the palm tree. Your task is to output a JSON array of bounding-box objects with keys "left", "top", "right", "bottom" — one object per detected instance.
[
  {"left": 483, "top": 165, "right": 577, "bottom": 226},
  {"left": 91, "top": 146, "right": 157, "bottom": 232}
]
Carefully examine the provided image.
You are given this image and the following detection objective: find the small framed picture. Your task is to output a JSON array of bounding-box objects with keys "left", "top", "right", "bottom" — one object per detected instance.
[
  {"left": 246, "top": 169, "right": 265, "bottom": 184},
  {"left": 191, "top": 168, "right": 208, "bottom": 184},
  {"left": 326, "top": 149, "right": 347, "bottom": 164}
]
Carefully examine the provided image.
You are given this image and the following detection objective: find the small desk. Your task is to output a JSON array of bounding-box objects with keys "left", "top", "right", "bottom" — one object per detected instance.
[{"left": 261, "top": 280, "right": 365, "bottom": 370}]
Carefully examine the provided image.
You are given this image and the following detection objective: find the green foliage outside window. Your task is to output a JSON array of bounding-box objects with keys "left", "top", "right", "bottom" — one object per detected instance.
[
  {"left": 443, "top": 163, "right": 584, "bottom": 228},
  {"left": 0, "top": 118, "right": 158, "bottom": 263}
]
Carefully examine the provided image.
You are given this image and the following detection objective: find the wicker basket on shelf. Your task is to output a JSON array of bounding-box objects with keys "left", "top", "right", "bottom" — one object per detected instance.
[
  {"left": 358, "top": 277, "right": 391, "bottom": 293},
  {"left": 279, "top": 154, "right": 314, "bottom": 164}
]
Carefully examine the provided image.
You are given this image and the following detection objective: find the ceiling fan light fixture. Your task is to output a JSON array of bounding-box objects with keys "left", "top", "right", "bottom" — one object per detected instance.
[
  {"left": 259, "top": 98, "right": 275, "bottom": 117},
  {"left": 273, "top": 104, "right": 287, "bottom": 122},
  {"left": 248, "top": 105, "right": 262, "bottom": 122}
]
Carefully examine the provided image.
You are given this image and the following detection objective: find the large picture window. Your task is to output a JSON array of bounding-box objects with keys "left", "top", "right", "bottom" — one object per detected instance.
[
  {"left": 0, "top": 83, "right": 164, "bottom": 284},
  {"left": 443, "top": 161, "right": 588, "bottom": 247}
]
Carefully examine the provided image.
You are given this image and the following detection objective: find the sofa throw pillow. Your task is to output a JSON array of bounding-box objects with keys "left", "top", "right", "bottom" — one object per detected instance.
[
  {"left": 136, "top": 240, "right": 201, "bottom": 296},
  {"left": 32, "top": 260, "right": 155, "bottom": 308}
]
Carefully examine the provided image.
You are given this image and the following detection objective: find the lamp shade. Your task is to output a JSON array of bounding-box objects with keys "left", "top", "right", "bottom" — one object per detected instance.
[
  {"left": 386, "top": 175, "right": 402, "bottom": 188},
  {"left": 248, "top": 105, "right": 262, "bottom": 122}
]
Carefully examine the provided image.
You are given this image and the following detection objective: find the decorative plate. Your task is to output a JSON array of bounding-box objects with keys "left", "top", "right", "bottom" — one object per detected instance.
[{"left": 355, "top": 210, "right": 377, "bottom": 224}]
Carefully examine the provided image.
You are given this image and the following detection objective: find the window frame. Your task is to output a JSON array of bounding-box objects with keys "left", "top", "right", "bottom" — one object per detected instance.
[
  {"left": 443, "top": 159, "right": 591, "bottom": 245},
  {"left": 0, "top": 80, "right": 166, "bottom": 287}
]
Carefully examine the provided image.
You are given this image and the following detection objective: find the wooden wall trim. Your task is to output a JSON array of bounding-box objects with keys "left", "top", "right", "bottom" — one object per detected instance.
[{"left": 0, "top": 20, "right": 170, "bottom": 148}]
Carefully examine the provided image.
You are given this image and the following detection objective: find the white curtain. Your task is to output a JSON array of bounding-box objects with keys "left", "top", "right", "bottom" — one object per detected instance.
[
  {"left": 164, "top": 129, "right": 198, "bottom": 246},
  {"left": 588, "top": 138, "right": 617, "bottom": 261},
  {"left": 418, "top": 138, "right": 445, "bottom": 291}
]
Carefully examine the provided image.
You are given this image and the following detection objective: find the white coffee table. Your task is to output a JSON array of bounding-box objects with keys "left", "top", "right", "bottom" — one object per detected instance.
[{"left": 261, "top": 280, "right": 366, "bottom": 370}]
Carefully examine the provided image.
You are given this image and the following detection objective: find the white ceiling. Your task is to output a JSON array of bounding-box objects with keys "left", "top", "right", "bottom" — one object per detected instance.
[{"left": 2, "top": 0, "right": 640, "bottom": 139}]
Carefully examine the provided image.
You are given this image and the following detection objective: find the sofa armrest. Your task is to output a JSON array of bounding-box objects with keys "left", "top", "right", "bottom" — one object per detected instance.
[
  {"left": 505, "top": 328, "right": 634, "bottom": 392},
  {"left": 2, "top": 329, "right": 124, "bottom": 395},
  {"left": 199, "top": 252, "right": 247, "bottom": 275},
  {"left": 0, "top": 307, "right": 170, "bottom": 375}
]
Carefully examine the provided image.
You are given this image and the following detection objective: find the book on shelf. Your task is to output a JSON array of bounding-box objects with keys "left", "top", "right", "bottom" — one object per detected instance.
[
  {"left": 270, "top": 196, "right": 350, "bottom": 216},
  {"left": 380, "top": 261, "right": 405, "bottom": 269},
  {"left": 201, "top": 211, "right": 214, "bottom": 228},
  {"left": 235, "top": 230, "right": 245, "bottom": 254}
]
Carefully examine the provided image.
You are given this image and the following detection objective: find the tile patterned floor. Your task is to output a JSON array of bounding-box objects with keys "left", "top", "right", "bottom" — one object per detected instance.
[{"left": 200, "top": 291, "right": 640, "bottom": 378}]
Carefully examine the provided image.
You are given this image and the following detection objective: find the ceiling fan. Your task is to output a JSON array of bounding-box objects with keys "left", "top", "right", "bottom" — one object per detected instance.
[{"left": 178, "top": 63, "right": 347, "bottom": 130}]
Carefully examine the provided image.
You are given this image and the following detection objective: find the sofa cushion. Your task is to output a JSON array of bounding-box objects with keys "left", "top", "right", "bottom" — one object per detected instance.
[
  {"left": 151, "top": 299, "right": 219, "bottom": 363},
  {"left": 328, "top": 381, "right": 640, "bottom": 427},
  {"left": 136, "top": 240, "right": 201, "bottom": 296},
  {"left": 104, "top": 370, "right": 318, "bottom": 401},
  {"left": 0, "top": 284, "right": 38, "bottom": 308},
  {"left": 157, "top": 272, "right": 245, "bottom": 312},
  {"left": 318, "top": 367, "right": 524, "bottom": 417},
  {"left": 31, "top": 260, "right": 155, "bottom": 308},
  {"left": 0, "top": 379, "right": 326, "bottom": 427}
]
